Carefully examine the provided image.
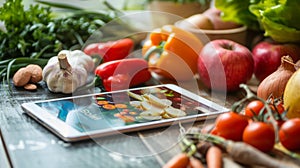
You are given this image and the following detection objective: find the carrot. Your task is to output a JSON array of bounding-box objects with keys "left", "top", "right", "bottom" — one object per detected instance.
[
  {"left": 163, "top": 153, "right": 190, "bottom": 168},
  {"left": 196, "top": 141, "right": 212, "bottom": 156},
  {"left": 189, "top": 157, "right": 204, "bottom": 168},
  {"left": 194, "top": 133, "right": 300, "bottom": 168},
  {"left": 206, "top": 146, "right": 223, "bottom": 168}
]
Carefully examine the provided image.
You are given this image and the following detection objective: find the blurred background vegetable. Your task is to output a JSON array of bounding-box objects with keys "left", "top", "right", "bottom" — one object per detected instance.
[
  {"left": 250, "top": 0, "right": 300, "bottom": 43},
  {"left": 0, "top": 0, "right": 117, "bottom": 82},
  {"left": 214, "top": 0, "right": 260, "bottom": 30},
  {"left": 215, "top": 0, "right": 300, "bottom": 43},
  {"left": 84, "top": 38, "right": 134, "bottom": 63}
]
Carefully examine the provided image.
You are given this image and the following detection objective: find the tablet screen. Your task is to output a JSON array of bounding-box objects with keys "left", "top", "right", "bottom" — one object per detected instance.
[{"left": 35, "top": 86, "right": 219, "bottom": 133}]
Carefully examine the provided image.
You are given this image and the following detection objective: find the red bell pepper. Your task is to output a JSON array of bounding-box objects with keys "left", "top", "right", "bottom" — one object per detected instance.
[
  {"left": 95, "top": 58, "right": 152, "bottom": 91},
  {"left": 84, "top": 38, "right": 134, "bottom": 63}
]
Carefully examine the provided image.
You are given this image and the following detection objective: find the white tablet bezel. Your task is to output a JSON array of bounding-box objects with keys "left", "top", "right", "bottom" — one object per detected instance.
[{"left": 21, "top": 84, "right": 229, "bottom": 142}]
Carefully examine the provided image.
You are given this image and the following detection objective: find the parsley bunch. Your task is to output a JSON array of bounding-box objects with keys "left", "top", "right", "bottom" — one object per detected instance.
[{"left": 0, "top": 0, "right": 115, "bottom": 82}]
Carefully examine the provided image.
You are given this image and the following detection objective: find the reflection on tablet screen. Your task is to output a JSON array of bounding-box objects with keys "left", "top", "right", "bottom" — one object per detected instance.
[{"left": 36, "top": 86, "right": 217, "bottom": 133}]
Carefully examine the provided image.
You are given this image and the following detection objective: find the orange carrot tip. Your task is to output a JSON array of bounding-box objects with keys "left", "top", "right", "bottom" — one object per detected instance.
[{"left": 163, "top": 153, "right": 190, "bottom": 168}]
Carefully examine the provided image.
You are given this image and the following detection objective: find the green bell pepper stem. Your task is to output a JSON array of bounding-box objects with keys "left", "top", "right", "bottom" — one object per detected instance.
[{"left": 144, "top": 41, "right": 166, "bottom": 61}]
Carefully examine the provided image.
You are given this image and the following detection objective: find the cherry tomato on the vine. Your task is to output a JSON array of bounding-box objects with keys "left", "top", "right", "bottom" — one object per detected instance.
[
  {"left": 268, "top": 101, "right": 286, "bottom": 128},
  {"left": 279, "top": 118, "right": 300, "bottom": 151},
  {"left": 243, "top": 122, "right": 275, "bottom": 152},
  {"left": 266, "top": 115, "right": 286, "bottom": 128},
  {"left": 272, "top": 102, "right": 285, "bottom": 115},
  {"left": 213, "top": 111, "right": 249, "bottom": 141},
  {"left": 245, "top": 100, "right": 265, "bottom": 118},
  {"left": 275, "top": 119, "right": 286, "bottom": 128},
  {"left": 210, "top": 126, "right": 218, "bottom": 135}
]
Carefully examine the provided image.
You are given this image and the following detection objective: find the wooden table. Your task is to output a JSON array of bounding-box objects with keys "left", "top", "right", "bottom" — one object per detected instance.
[{"left": 0, "top": 78, "right": 244, "bottom": 168}]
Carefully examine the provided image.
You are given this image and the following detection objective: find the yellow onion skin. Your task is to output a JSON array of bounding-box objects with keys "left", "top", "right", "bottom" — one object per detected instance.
[{"left": 257, "top": 56, "right": 295, "bottom": 100}]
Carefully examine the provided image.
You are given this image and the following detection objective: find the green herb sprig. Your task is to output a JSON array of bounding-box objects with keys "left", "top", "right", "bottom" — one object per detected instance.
[{"left": 0, "top": 0, "right": 115, "bottom": 83}]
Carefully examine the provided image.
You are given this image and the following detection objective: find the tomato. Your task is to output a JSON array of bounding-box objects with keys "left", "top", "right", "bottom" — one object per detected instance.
[
  {"left": 266, "top": 115, "right": 286, "bottom": 128},
  {"left": 242, "top": 122, "right": 275, "bottom": 152},
  {"left": 275, "top": 119, "right": 286, "bottom": 128},
  {"left": 245, "top": 100, "right": 265, "bottom": 118},
  {"left": 268, "top": 101, "right": 286, "bottom": 128},
  {"left": 279, "top": 118, "right": 300, "bottom": 151},
  {"left": 273, "top": 102, "right": 285, "bottom": 114},
  {"left": 210, "top": 126, "right": 218, "bottom": 135},
  {"left": 213, "top": 112, "right": 249, "bottom": 141}
]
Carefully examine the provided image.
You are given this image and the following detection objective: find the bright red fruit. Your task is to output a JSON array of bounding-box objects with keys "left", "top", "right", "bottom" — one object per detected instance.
[
  {"left": 213, "top": 111, "right": 249, "bottom": 141},
  {"left": 252, "top": 41, "right": 300, "bottom": 81},
  {"left": 243, "top": 122, "right": 275, "bottom": 152},
  {"left": 279, "top": 118, "right": 300, "bottom": 151},
  {"left": 198, "top": 39, "right": 254, "bottom": 92},
  {"left": 245, "top": 100, "right": 265, "bottom": 118}
]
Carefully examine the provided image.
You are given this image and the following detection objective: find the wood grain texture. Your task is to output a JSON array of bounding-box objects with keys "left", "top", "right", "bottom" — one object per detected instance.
[
  {"left": 0, "top": 82, "right": 160, "bottom": 168},
  {"left": 0, "top": 130, "right": 11, "bottom": 168},
  {"left": 0, "top": 78, "right": 245, "bottom": 168}
]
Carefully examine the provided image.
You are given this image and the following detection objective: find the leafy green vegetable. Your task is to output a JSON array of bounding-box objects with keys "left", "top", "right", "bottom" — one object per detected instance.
[
  {"left": 215, "top": 0, "right": 300, "bottom": 43},
  {"left": 0, "top": 0, "right": 116, "bottom": 82},
  {"left": 0, "top": 0, "right": 53, "bottom": 59},
  {"left": 215, "top": 0, "right": 260, "bottom": 30},
  {"left": 250, "top": 0, "right": 300, "bottom": 43},
  {"left": 146, "top": 0, "right": 210, "bottom": 5},
  {"left": 0, "top": 0, "right": 114, "bottom": 60},
  {"left": 252, "top": 0, "right": 300, "bottom": 29}
]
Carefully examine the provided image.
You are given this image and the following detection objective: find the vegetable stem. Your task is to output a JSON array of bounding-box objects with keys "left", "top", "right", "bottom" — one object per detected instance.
[
  {"left": 180, "top": 137, "right": 197, "bottom": 157},
  {"left": 239, "top": 84, "right": 279, "bottom": 142},
  {"left": 58, "top": 54, "right": 71, "bottom": 71},
  {"left": 144, "top": 46, "right": 163, "bottom": 61}
]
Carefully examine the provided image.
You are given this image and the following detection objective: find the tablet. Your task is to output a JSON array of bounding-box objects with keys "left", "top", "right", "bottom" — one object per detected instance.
[{"left": 21, "top": 84, "right": 229, "bottom": 142}]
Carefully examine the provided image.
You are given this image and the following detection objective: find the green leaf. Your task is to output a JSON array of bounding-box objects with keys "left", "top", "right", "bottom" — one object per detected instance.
[
  {"left": 215, "top": 0, "right": 260, "bottom": 30},
  {"left": 263, "top": 0, "right": 300, "bottom": 29},
  {"left": 35, "top": 0, "right": 85, "bottom": 10},
  {"left": 250, "top": 0, "right": 300, "bottom": 42}
]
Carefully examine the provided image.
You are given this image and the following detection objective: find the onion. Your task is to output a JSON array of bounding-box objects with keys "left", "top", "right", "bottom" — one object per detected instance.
[{"left": 257, "top": 56, "right": 295, "bottom": 100}]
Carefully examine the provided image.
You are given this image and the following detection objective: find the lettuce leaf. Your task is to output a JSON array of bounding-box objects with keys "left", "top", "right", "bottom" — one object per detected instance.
[
  {"left": 216, "top": 0, "right": 300, "bottom": 43},
  {"left": 215, "top": 0, "right": 260, "bottom": 30},
  {"left": 260, "top": 16, "right": 300, "bottom": 43},
  {"left": 250, "top": 0, "right": 300, "bottom": 42},
  {"left": 253, "top": 0, "right": 300, "bottom": 29}
]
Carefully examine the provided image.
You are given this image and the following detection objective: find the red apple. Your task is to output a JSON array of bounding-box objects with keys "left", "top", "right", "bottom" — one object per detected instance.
[
  {"left": 198, "top": 39, "right": 254, "bottom": 91},
  {"left": 252, "top": 41, "right": 300, "bottom": 82}
]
